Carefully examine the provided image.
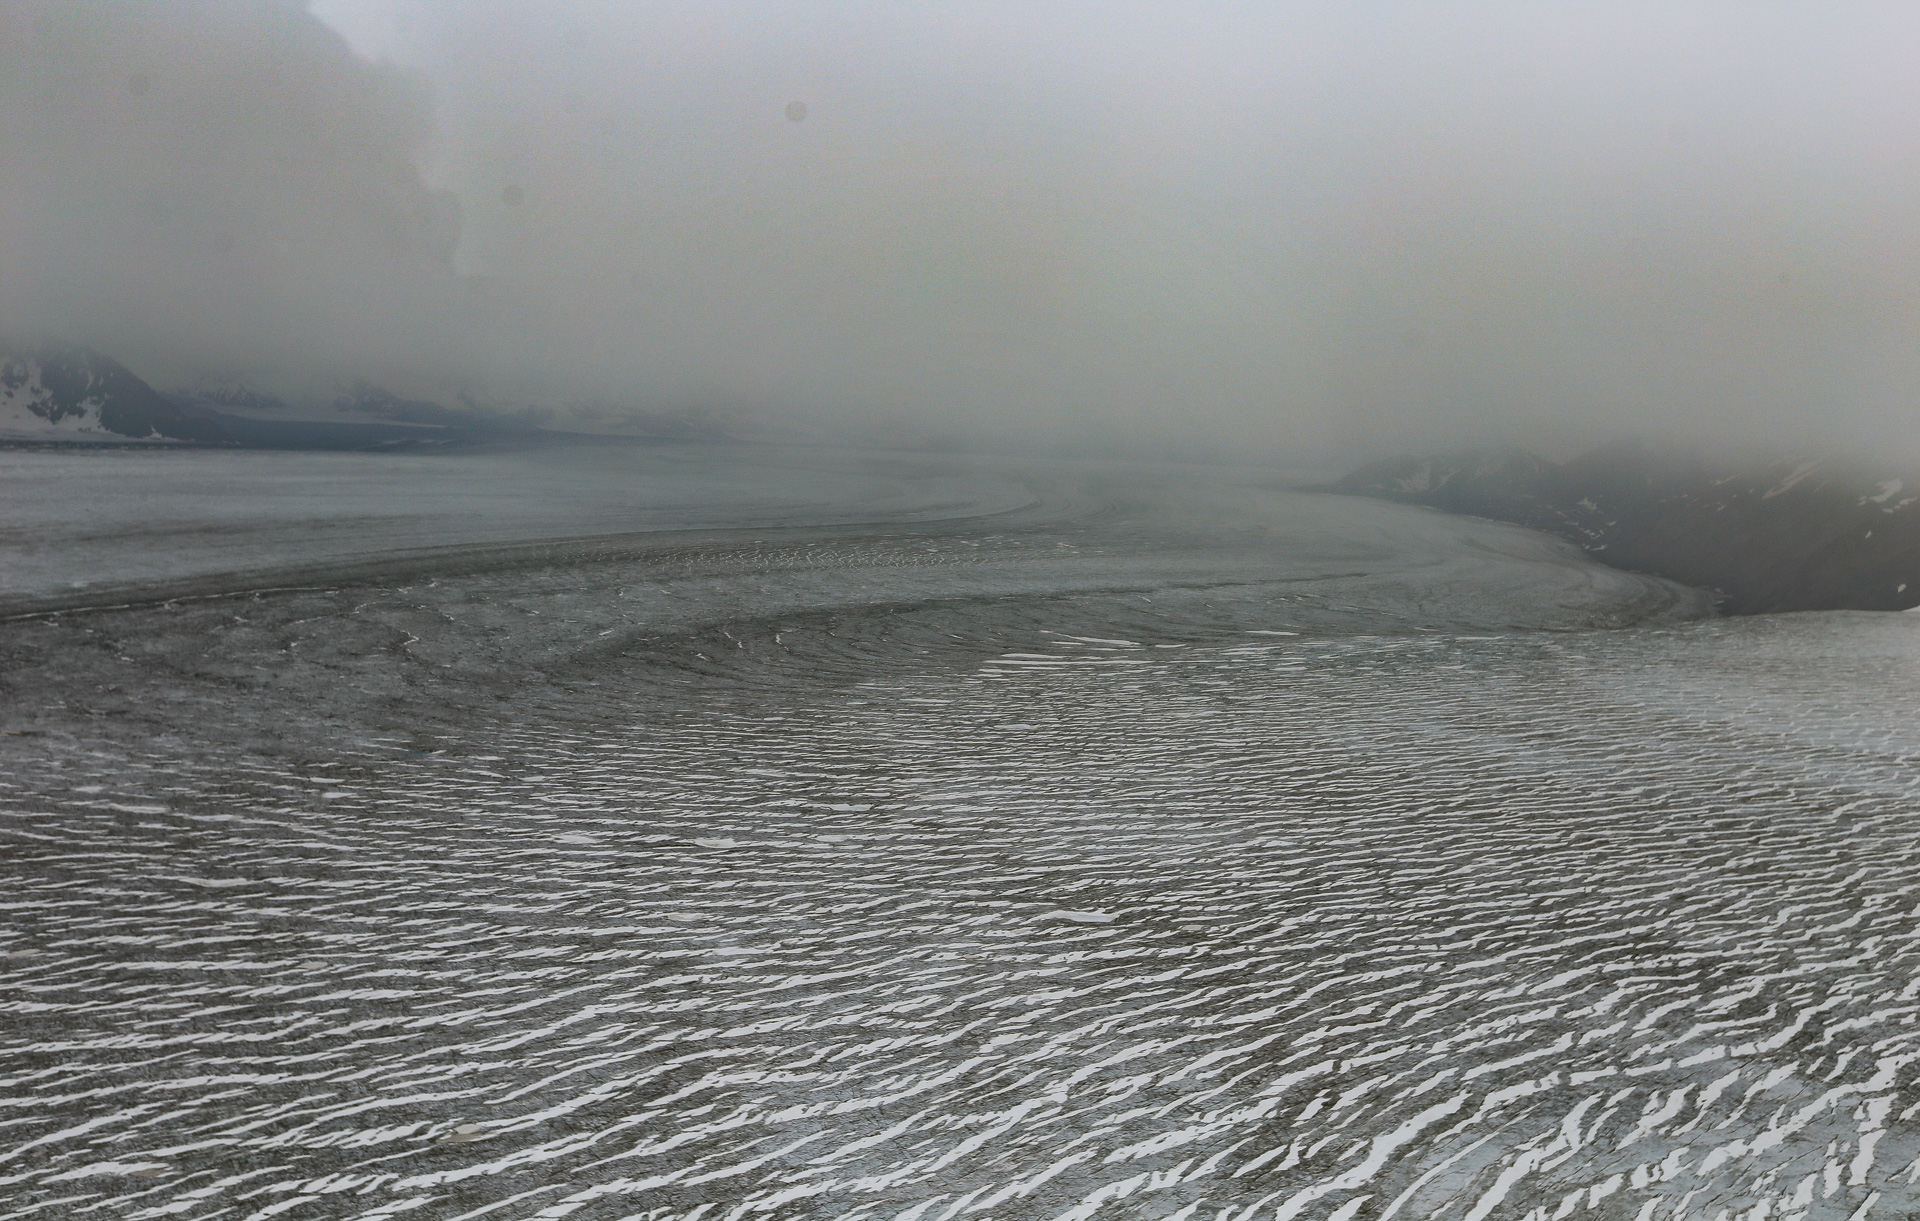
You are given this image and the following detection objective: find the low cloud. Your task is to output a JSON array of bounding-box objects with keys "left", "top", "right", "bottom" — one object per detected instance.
[{"left": 5, "top": 1, "right": 1920, "bottom": 462}]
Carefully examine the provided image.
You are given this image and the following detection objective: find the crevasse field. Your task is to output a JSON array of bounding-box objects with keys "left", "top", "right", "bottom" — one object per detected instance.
[{"left": 3, "top": 443, "right": 1918, "bottom": 1221}]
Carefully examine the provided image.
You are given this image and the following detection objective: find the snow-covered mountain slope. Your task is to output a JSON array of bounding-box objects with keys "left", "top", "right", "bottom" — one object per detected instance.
[
  {"left": 9, "top": 340, "right": 734, "bottom": 450},
  {"left": 0, "top": 344, "right": 228, "bottom": 443},
  {"left": 1, "top": 354, "right": 114, "bottom": 438}
]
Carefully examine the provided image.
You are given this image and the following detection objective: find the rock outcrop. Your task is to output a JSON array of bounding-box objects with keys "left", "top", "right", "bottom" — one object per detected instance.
[{"left": 1333, "top": 443, "right": 1920, "bottom": 613}]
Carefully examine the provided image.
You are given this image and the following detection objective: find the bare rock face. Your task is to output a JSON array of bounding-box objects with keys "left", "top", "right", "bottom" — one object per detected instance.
[
  {"left": 1334, "top": 442, "right": 1920, "bottom": 613},
  {"left": 0, "top": 343, "right": 229, "bottom": 443}
]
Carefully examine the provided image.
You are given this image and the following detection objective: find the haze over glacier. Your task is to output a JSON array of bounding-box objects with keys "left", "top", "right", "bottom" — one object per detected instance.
[
  {"left": 8, "top": 1, "right": 1920, "bottom": 463},
  {"left": 6, "top": 3, "right": 1920, "bottom": 1220}
]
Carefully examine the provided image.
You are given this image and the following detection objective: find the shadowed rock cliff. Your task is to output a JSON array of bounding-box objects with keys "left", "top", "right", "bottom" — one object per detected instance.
[{"left": 1332, "top": 443, "right": 1920, "bottom": 613}]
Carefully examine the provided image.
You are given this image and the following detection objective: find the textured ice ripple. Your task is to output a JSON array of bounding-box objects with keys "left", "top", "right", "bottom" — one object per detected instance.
[{"left": 4, "top": 616, "right": 1920, "bottom": 1219}]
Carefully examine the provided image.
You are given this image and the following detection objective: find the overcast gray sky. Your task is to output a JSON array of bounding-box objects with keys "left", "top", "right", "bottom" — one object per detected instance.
[{"left": 3, "top": 1, "right": 1918, "bottom": 461}]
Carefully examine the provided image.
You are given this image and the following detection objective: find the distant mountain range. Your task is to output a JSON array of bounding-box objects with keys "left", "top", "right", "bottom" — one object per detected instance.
[
  {"left": 1, "top": 343, "right": 233, "bottom": 444},
  {"left": 1, "top": 342, "right": 726, "bottom": 450},
  {"left": 1332, "top": 443, "right": 1920, "bottom": 613}
]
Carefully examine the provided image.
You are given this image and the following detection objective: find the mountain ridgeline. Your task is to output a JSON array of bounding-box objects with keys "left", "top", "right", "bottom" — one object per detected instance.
[
  {"left": 0, "top": 344, "right": 232, "bottom": 443},
  {"left": 1332, "top": 445, "right": 1920, "bottom": 614},
  {"left": 1, "top": 342, "right": 728, "bottom": 450}
]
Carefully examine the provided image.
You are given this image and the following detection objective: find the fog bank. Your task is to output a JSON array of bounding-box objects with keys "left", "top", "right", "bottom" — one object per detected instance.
[{"left": 5, "top": 1, "right": 1919, "bottom": 463}]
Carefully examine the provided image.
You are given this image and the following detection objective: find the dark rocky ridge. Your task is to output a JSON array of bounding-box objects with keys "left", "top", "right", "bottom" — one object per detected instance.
[
  {"left": 1332, "top": 443, "right": 1920, "bottom": 613},
  {"left": 0, "top": 343, "right": 231, "bottom": 443},
  {"left": 3, "top": 342, "right": 727, "bottom": 450}
]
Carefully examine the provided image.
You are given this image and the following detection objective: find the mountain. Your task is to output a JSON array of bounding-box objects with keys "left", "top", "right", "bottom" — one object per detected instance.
[
  {"left": 0, "top": 343, "right": 230, "bottom": 443},
  {"left": 332, "top": 381, "right": 533, "bottom": 431},
  {"left": 166, "top": 377, "right": 489, "bottom": 449},
  {"left": 0, "top": 346, "right": 500, "bottom": 450},
  {"left": 170, "top": 381, "right": 292, "bottom": 414},
  {"left": 1332, "top": 442, "right": 1920, "bottom": 613},
  {"left": 9, "top": 341, "right": 738, "bottom": 451}
]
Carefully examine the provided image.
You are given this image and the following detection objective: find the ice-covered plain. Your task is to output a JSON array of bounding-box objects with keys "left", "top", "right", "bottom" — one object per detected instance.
[
  {"left": 0, "top": 444, "right": 1035, "bottom": 610},
  {"left": 3, "top": 444, "right": 1918, "bottom": 1221}
]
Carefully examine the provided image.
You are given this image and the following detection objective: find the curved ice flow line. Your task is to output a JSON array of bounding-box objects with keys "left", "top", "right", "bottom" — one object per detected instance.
[{"left": 0, "top": 472, "right": 1054, "bottom": 622}]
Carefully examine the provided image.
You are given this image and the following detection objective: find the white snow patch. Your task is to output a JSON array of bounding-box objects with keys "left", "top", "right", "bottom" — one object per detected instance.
[
  {"left": 0, "top": 361, "right": 109, "bottom": 437},
  {"left": 1393, "top": 463, "right": 1435, "bottom": 494},
  {"left": 1761, "top": 460, "right": 1822, "bottom": 499}
]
